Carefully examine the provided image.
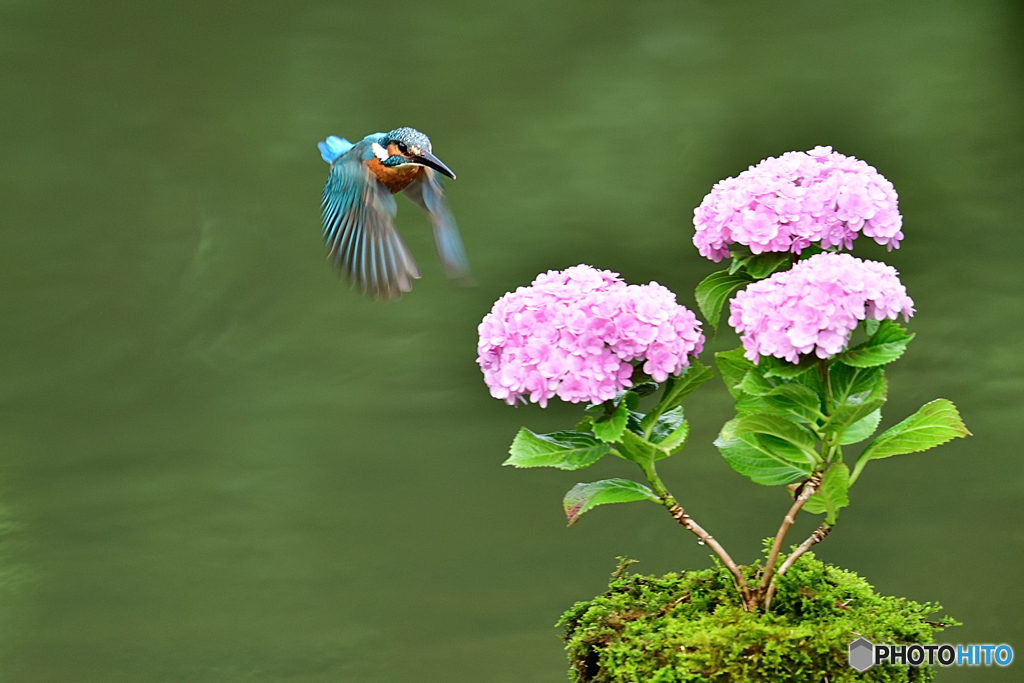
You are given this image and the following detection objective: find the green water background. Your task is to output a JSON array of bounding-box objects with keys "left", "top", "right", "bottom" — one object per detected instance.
[{"left": 1, "top": 1, "right": 1022, "bottom": 680}]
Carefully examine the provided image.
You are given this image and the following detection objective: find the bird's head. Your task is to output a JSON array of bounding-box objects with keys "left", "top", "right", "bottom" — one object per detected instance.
[{"left": 373, "top": 127, "right": 456, "bottom": 179}]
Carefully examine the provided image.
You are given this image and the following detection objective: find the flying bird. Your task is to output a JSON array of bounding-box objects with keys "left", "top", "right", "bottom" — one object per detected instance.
[{"left": 317, "top": 127, "right": 471, "bottom": 299}]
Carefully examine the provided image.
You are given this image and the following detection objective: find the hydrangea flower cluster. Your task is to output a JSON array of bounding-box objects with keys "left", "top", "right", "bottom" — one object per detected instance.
[
  {"left": 477, "top": 265, "right": 705, "bottom": 406},
  {"left": 728, "top": 252, "right": 914, "bottom": 364},
  {"left": 692, "top": 146, "right": 903, "bottom": 262}
]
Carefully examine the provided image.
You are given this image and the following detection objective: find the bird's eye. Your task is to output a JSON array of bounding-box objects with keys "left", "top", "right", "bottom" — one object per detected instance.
[{"left": 396, "top": 142, "right": 409, "bottom": 154}]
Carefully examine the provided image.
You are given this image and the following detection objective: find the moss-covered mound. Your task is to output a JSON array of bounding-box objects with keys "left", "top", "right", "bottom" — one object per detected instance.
[{"left": 559, "top": 554, "right": 956, "bottom": 682}]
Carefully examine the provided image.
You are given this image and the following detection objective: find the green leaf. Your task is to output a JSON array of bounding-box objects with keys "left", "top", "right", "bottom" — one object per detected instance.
[
  {"left": 729, "top": 413, "right": 820, "bottom": 461},
  {"left": 563, "top": 479, "right": 659, "bottom": 526},
  {"left": 745, "top": 252, "right": 791, "bottom": 279},
  {"left": 728, "top": 245, "right": 755, "bottom": 274},
  {"left": 631, "top": 381, "right": 659, "bottom": 397},
  {"left": 715, "top": 426, "right": 816, "bottom": 486},
  {"left": 734, "top": 394, "right": 775, "bottom": 417},
  {"left": 659, "top": 362, "right": 714, "bottom": 411},
  {"left": 641, "top": 362, "right": 714, "bottom": 435},
  {"left": 504, "top": 429, "right": 611, "bottom": 470},
  {"left": 852, "top": 400, "right": 970, "bottom": 483},
  {"left": 802, "top": 463, "right": 850, "bottom": 525},
  {"left": 695, "top": 271, "right": 752, "bottom": 332},
  {"left": 657, "top": 420, "right": 689, "bottom": 457},
  {"left": 839, "top": 409, "right": 882, "bottom": 445},
  {"left": 829, "top": 363, "right": 883, "bottom": 403},
  {"left": 642, "top": 405, "right": 678, "bottom": 441},
  {"left": 839, "top": 319, "right": 915, "bottom": 368},
  {"left": 759, "top": 383, "right": 825, "bottom": 424},
  {"left": 625, "top": 410, "right": 645, "bottom": 436},
  {"left": 641, "top": 406, "right": 689, "bottom": 457},
  {"left": 715, "top": 348, "right": 756, "bottom": 399},
  {"left": 592, "top": 401, "right": 629, "bottom": 443},
  {"left": 616, "top": 429, "right": 659, "bottom": 466},
  {"left": 738, "top": 368, "right": 775, "bottom": 396},
  {"left": 864, "top": 318, "right": 881, "bottom": 337},
  {"left": 761, "top": 355, "right": 820, "bottom": 379},
  {"left": 794, "top": 363, "right": 825, "bottom": 396},
  {"left": 733, "top": 365, "right": 823, "bottom": 424},
  {"left": 622, "top": 391, "right": 640, "bottom": 411},
  {"left": 825, "top": 364, "right": 887, "bottom": 438}
]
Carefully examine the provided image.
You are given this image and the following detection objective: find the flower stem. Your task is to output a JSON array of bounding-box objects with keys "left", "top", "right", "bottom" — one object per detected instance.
[
  {"left": 758, "top": 474, "right": 821, "bottom": 601},
  {"left": 763, "top": 522, "right": 833, "bottom": 610},
  {"left": 640, "top": 462, "right": 754, "bottom": 610}
]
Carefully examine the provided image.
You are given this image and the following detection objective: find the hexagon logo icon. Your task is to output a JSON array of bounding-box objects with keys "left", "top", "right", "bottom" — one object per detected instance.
[{"left": 849, "top": 637, "right": 875, "bottom": 671}]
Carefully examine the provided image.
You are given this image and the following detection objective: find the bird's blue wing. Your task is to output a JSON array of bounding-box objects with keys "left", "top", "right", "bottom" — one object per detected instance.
[
  {"left": 321, "top": 146, "right": 420, "bottom": 299},
  {"left": 402, "top": 169, "right": 472, "bottom": 282},
  {"left": 318, "top": 135, "right": 354, "bottom": 164}
]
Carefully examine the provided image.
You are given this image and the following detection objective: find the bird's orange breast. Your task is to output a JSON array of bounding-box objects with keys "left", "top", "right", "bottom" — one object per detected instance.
[{"left": 366, "top": 159, "right": 423, "bottom": 193}]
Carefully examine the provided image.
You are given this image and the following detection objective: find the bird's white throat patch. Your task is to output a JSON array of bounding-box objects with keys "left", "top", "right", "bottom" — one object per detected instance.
[{"left": 371, "top": 142, "right": 389, "bottom": 161}]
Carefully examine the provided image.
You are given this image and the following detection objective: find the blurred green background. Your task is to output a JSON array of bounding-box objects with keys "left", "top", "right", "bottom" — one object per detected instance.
[{"left": 1, "top": 0, "right": 1022, "bottom": 680}]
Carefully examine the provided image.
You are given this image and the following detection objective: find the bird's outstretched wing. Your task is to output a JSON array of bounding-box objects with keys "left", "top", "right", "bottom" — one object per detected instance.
[
  {"left": 321, "top": 149, "right": 421, "bottom": 299},
  {"left": 318, "top": 136, "right": 353, "bottom": 164},
  {"left": 403, "top": 169, "right": 472, "bottom": 283}
]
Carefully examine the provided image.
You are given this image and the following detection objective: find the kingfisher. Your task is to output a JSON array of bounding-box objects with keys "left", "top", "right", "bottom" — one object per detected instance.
[{"left": 317, "top": 127, "right": 471, "bottom": 299}]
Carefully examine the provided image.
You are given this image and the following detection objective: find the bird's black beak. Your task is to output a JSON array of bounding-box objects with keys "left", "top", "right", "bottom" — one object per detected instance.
[{"left": 413, "top": 151, "right": 456, "bottom": 179}]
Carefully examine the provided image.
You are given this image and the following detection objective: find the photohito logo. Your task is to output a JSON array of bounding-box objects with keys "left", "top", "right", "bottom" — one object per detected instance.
[{"left": 848, "top": 637, "right": 1013, "bottom": 671}]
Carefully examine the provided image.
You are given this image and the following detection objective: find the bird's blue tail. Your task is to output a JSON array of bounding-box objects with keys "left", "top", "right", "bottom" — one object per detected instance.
[{"left": 318, "top": 136, "right": 353, "bottom": 163}]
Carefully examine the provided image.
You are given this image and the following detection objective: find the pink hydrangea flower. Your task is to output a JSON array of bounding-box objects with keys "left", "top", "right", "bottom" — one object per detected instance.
[
  {"left": 728, "top": 252, "right": 914, "bottom": 364},
  {"left": 693, "top": 146, "right": 903, "bottom": 262},
  {"left": 477, "top": 265, "right": 705, "bottom": 406}
]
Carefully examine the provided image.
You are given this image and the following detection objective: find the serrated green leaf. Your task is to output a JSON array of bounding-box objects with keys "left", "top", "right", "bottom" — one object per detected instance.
[
  {"left": 563, "top": 479, "right": 659, "bottom": 525},
  {"left": 839, "top": 319, "right": 915, "bottom": 368},
  {"left": 592, "top": 401, "right": 628, "bottom": 443},
  {"left": 802, "top": 463, "right": 850, "bottom": 524},
  {"left": 794, "top": 364, "right": 825, "bottom": 396},
  {"left": 728, "top": 413, "right": 820, "bottom": 461},
  {"left": 728, "top": 245, "right": 755, "bottom": 275},
  {"left": 715, "top": 425, "right": 816, "bottom": 486},
  {"left": 631, "top": 381, "right": 659, "bottom": 397},
  {"left": 642, "top": 405, "right": 681, "bottom": 442},
  {"left": 760, "top": 383, "right": 825, "bottom": 424},
  {"left": 825, "top": 364, "right": 887, "bottom": 438},
  {"left": 864, "top": 318, "right": 881, "bottom": 337},
  {"left": 735, "top": 368, "right": 823, "bottom": 424},
  {"left": 839, "top": 409, "right": 881, "bottom": 445},
  {"left": 622, "top": 391, "right": 640, "bottom": 411},
  {"left": 616, "top": 429, "right": 659, "bottom": 466},
  {"left": 801, "top": 493, "right": 825, "bottom": 514},
  {"left": 728, "top": 257, "right": 748, "bottom": 275},
  {"left": 641, "top": 406, "right": 689, "bottom": 457},
  {"left": 504, "top": 428, "right": 611, "bottom": 470},
  {"left": 736, "top": 385, "right": 824, "bottom": 424},
  {"left": 852, "top": 400, "right": 970, "bottom": 483},
  {"left": 575, "top": 415, "right": 594, "bottom": 433},
  {"left": 660, "top": 362, "right": 714, "bottom": 410},
  {"left": 738, "top": 368, "right": 775, "bottom": 396},
  {"left": 695, "top": 271, "right": 753, "bottom": 332},
  {"left": 761, "top": 355, "right": 819, "bottom": 379},
  {"left": 641, "top": 362, "right": 714, "bottom": 433},
  {"left": 734, "top": 394, "right": 775, "bottom": 417},
  {"left": 715, "top": 348, "right": 756, "bottom": 399},
  {"left": 656, "top": 420, "right": 689, "bottom": 457},
  {"left": 829, "top": 363, "right": 883, "bottom": 402},
  {"left": 745, "top": 252, "right": 791, "bottom": 279}
]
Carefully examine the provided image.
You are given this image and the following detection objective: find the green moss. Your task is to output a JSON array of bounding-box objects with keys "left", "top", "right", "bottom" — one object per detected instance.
[{"left": 559, "top": 553, "right": 957, "bottom": 682}]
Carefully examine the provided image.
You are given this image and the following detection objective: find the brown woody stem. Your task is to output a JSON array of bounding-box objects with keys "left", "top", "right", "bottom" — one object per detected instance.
[
  {"left": 664, "top": 500, "right": 754, "bottom": 611},
  {"left": 764, "top": 522, "right": 833, "bottom": 610},
  {"left": 759, "top": 475, "right": 821, "bottom": 600}
]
